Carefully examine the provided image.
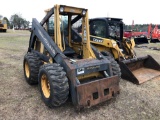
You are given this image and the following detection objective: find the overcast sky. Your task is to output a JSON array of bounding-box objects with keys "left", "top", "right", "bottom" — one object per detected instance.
[{"left": 0, "top": 0, "right": 159, "bottom": 25}]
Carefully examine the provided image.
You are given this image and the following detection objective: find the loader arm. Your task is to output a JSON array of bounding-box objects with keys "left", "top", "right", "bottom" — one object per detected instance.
[{"left": 28, "top": 18, "right": 62, "bottom": 59}]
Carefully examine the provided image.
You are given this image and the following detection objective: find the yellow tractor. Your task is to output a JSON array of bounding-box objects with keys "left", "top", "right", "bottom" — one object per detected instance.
[
  {"left": 23, "top": 5, "right": 120, "bottom": 109},
  {"left": 0, "top": 16, "right": 7, "bottom": 32},
  {"left": 87, "top": 17, "right": 160, "bottom": 84}
]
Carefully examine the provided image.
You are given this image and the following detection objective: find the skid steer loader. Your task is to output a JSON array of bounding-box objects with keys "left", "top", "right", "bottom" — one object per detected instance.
[
  {"left": 85, "top": 17, "right": 159, "bottom": 84},
  {"left": 23, "top": 5, "right": 120, "bottom": 109}
]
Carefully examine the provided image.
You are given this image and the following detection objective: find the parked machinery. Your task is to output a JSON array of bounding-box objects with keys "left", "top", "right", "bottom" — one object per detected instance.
[
  {"left": 88, "top": 17, "right": 160, "bottom": 84},
  {"left": 23, "top": 5, "right": 120, "bottom": 109},
  {"left": 0, "top": 16, "right": 7, "bottom": 32}
]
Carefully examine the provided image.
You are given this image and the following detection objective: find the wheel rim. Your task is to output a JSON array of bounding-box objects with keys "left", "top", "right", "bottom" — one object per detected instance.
[
  {"left": 25, "top": 61, "right": 30, "bottom": 78},
  {"left": 41, "top": 74, "right": 50, "bottom": 98}
]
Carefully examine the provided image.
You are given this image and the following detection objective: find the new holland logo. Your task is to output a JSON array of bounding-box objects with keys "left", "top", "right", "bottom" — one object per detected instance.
[{"left": 92, "top": 38, "right": 103, "bottom": 43}]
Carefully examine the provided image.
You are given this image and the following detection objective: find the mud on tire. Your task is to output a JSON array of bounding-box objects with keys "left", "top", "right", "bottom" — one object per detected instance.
[
  {"left": 23, "top": 52, "right": 42, "bottom": 85},
  {"left": 38, "top": 63, "right": 69, "bottom": 107},
  {"left": 101, "top": 51, "right": 121, "bottom": 78}
]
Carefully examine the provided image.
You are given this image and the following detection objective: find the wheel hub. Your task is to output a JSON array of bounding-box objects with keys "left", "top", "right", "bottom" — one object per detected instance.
[
  {"left": 41, "top": 74, "right": 50, "bottom": 98},
  {"left": 25, "top": 61, "right": 30, "bottom": 78}
]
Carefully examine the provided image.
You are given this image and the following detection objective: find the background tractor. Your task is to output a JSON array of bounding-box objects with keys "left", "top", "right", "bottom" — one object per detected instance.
[{"left": 148, "top": 24, "right": 160, "bottom": 43}]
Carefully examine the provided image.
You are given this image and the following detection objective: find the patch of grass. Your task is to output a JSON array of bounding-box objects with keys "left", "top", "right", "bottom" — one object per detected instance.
[{"left": 0, "top": 30, "right": 30, "bottom": 51}]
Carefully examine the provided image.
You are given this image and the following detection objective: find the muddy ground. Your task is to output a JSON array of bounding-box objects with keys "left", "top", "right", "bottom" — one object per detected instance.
[{"left": 0, "top": 30, "right": 160, "bottom": 120}]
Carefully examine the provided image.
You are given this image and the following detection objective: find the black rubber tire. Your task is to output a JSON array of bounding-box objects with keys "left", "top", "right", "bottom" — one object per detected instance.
[
  {"left": 23, "top": 52, "right": 42, "bottom": 85},
  {"left": 38, "top": 63, "right": 69, "bottom": 107},
  {"left": 101, "top": 51, "right": 121, "bottom": 78}
]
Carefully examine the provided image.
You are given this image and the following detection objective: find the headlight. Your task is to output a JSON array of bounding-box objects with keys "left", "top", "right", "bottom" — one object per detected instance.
[
  {"left": 59, "top": 7, "right": 64, "bottom": 12},
  {"left": 112, "top": 43, "right": 117, "bottom": 47},
  {"left": 99, "top": 53, "right": 102, "bottom": 58},
  {"left": 112, "top": 41, "right": 117, "bottom": 47},
  {"left": 82, "top": 10, "right": 86, "bottom": 16}
]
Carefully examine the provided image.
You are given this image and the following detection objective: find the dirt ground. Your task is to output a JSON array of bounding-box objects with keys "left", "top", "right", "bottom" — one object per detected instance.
[{"left": 0, "top": 30, "right": 160, "bottom": 120}]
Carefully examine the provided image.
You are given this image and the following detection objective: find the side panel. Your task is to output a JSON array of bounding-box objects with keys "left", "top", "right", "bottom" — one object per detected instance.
[{"left": 90, "top": 35, "right": 121, "bottom": 59}]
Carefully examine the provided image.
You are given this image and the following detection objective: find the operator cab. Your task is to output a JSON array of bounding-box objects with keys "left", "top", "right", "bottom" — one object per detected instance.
[
  {"left": 89, "top": 17, "right": 124, "bottom": 46},
  {"left": 44, "top": 7, "right": 92, "bottom": 59}
]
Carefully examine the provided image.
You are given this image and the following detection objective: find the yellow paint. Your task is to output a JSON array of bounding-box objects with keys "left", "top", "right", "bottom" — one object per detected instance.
[
  {"left": 90, "top": 35, "right": 124, "bottom": 59},
  {"left": 25, "top": 61, "right": 30, "bottom": 78},
  {"left": 81, "top": 11, "right": 96, "bottom": 59},
  {"left": 54, "top": 5, "right": 63, "bottom": 51},
  {"left": 41, "top": 74, "right": 50, "bottom": 98},
  {"left": 78, "top": 72, "right": 102, "bottom": 80},
  {"left": 0, "top": 19, "right": 7, "bottom": 32},
  {"left": 90, "top": 35, "right": 136, "bottom": 59},
  {"left": 63, "top": 6, "right": 83, "bottom": 14}
]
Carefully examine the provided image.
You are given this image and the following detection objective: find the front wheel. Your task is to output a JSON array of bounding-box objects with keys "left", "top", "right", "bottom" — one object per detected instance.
[{"left": 39, "top": 63, "right": 69, "bottom": 108}]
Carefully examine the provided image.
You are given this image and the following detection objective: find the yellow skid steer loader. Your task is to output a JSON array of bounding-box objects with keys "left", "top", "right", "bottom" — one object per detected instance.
[
  {"left": 86, "top": 17, "right": 160, "bottom": 84},
  {"left": 23, "top": 5, "right": 120, "bottom": 109}
]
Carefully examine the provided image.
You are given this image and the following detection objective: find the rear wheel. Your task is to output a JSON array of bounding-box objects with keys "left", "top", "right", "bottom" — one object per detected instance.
[
  {"left": 39, "top": 63, "right": 69, "bottom": 107},
  {"left": 101, "top": 51, "right": 121, "bottom": 78},
  {"left": 23, "top": 53, "right": 42, "bottom": 85}
]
